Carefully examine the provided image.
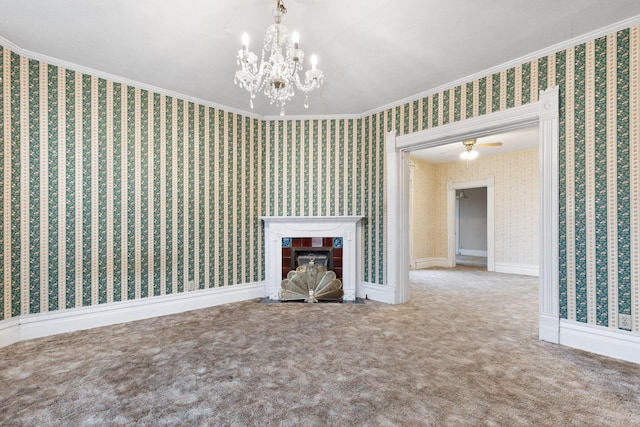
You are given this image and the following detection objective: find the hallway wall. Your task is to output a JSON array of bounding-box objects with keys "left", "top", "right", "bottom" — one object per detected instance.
[{"left": 410, "top": 148, "right": 539, "bottom": 269}]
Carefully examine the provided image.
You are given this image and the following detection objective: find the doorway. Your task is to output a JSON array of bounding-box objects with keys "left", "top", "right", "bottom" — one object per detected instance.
[
  {"left": 385, "top": 87, "right": 560, "bottom": 343},
  {"left": 447, "top": 177, "right": 495, "bottom": 271},
  {"left": 455, "top": 186, "right": 487, "bottom": 268}
]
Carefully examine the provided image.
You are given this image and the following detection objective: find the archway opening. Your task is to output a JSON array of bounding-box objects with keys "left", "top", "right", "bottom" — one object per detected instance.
[{"left": 385, "top": 88, "right": 559, "bottom": 343}]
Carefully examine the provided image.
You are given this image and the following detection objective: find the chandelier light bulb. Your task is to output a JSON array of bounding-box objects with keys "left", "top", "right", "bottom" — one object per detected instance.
[
  {"left": 292, "top": 31, "right": 300, "bottom": 48},
  {"left": 311, "top": 54, "right": 318, "bottom": 70},
  {"left": 241, "top": 32, "right": 250, "bottom": 51}
]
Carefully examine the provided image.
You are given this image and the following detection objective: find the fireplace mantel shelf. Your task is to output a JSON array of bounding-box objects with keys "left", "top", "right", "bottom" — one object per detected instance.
[{"left": 260, "top": 216, "right": 364, "bottom": 223}]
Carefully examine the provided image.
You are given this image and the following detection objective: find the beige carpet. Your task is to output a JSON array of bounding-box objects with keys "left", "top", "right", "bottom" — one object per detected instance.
[{"left": 1, "top": 267, "right": 639, "bottom": 426}]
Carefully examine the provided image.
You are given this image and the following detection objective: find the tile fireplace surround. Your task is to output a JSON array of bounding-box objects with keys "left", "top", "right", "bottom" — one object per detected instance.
[{"left": 260, "top": 216, "right": 364, "bottom": 301}]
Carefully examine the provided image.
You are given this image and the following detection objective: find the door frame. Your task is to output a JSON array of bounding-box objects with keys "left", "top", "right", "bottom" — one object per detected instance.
[
  {"left": 385, "top": 87, "right": 559, "bottom": 343},
  {"left": 450, "top": 181, "right": 493, "bottom": 270}
]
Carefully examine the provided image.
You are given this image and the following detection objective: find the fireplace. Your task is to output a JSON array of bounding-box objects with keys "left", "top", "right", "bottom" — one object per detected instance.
[
  {"left": 282, "top": 237, "right": 343, "bottom": 279},
  {"left": 261, "top": 216, "right": 363, "bottom": 301}
]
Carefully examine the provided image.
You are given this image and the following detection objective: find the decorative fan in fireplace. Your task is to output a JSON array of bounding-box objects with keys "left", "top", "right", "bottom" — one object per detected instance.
[{"left": 279, "top": 259, "right": 344, "bottom": 303}]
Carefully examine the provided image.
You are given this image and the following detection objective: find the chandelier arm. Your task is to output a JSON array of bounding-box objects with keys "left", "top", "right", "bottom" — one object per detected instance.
[
  {"left": 292, "top": 72, "right": 323, "bottom": 92},
  {"left": 289, "top": 61, "right": 300, "bottom": 79},
  {"left": 292, "top": 73, "right": 309, "bottom": 92}
]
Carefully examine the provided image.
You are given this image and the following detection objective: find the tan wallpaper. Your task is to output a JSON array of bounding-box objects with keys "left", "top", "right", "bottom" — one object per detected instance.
[
  {"left": 410, "top": 148, "right": 539, "bottom": 267},
  {"left": 492, "top": 149, "right": 539, "bottom": 265},
  {"left": 410, "top": 158, "right": 438, "bottom": 261}
]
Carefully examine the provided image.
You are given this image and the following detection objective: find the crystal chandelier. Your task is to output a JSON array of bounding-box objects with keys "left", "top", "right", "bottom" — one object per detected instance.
[{"left": 234, "top": 0, "right": 324, "bottom": 116}]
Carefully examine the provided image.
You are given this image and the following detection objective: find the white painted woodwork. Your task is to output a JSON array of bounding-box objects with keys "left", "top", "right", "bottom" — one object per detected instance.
[
  {"left": 447, "top": 178, "right": 495, "bottom": 271},
  {"left": 387, "top": 88, "right": 560, "bottom": 344},
  {"left": 0, "top": 282, "right": 265, "bottom": 348}
]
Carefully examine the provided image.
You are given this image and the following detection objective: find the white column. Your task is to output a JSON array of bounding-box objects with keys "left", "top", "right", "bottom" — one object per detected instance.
[
  {"left": 538, "top": 87, "right": 560, "bottom": 343},
  {"left": 385, "top": 131, "right": 410, "bottom": 304}
]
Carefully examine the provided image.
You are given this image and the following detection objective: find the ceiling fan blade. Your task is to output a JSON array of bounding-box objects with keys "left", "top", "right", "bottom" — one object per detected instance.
[{"left": 476, "top": 142, "right": 503, "bottom": 147}]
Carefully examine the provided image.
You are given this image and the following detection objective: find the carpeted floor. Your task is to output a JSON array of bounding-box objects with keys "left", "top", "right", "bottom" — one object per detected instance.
[{"left": 1, "top": 267, "right": 639, "bottom": 426}]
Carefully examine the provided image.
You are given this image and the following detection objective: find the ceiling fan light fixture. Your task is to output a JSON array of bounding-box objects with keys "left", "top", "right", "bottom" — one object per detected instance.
[{"left": 460, "top": 150, "right": 478, "bottom": 160}]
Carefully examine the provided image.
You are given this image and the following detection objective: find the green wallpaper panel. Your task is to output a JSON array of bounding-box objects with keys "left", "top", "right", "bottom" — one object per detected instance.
[
  {"left": 616, "top": 29, "right": 632, "bottom": 321},
  {"left": 0, "top": 47, "right": 263, "bottom": 319}
]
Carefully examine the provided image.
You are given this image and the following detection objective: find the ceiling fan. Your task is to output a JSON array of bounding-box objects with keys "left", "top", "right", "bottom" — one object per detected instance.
[{"left": 459, "top": 138, "right": 503, "bottom": 160}]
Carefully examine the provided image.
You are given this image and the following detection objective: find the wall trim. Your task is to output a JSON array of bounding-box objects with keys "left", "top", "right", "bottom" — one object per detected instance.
[
  {"left": 494, "top": 262, "right": 539, "bottom": 276},
  {"left": 263, "top": 113, "right": 363, "bottom": 121},
  {"left": 410, "top": 257, "right": 449, "bottom": 270},
  {"left": 396, "top": 104, "right": 539, "bottom": 149},
  {"left": 385, "top": 130, "right": 410, "bottom": 304},
  {"left": 0, "top": 36, "right": 264, "bottom": 121},
  {"left": 0, "top": 318, "right": 20, "bottom": 349},
  {"left": 560, "top": 320, "right": 640, "bottom": 365},
  {"left": 447, "top": 177, "right": 495, "bottom": 271},
  {"left": 539, "top": 314, "right": 560, "bottom": 343},
  {"left": 389, "top": 88, "right": 560, "bottom": 343},
  {"left": 360, "top": 282, "right": 395, "bottom": 304},
  {"left": 361, "top": 14, "right": 640, "bottom": 119},
  {"left": 0, "top": 282, "right": 265, "bottom": 348}
]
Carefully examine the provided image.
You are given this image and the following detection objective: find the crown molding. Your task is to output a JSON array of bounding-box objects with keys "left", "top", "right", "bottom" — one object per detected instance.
[
  {"left": 0, "top": 33, "right": 348, "bottom": 122},
  {"left": 2, "top": 13, "right": 639, "bottom": 122},
  {"left": 0, "top": 35, "right": 263, "bottom": 121},
  {"left": 360, "top": 14, "right": 640, "bottom": 119},
  {"left": 263, "top": 113, "right": 362, "bottom": 121}
]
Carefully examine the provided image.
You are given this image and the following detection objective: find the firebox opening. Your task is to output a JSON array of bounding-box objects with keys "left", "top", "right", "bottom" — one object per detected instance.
[{"left": 291, "top": 247, "right": 334, "bottom": 270}]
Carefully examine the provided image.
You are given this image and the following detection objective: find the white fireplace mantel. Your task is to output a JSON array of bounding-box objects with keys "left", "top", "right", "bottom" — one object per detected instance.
[{"left": 260, "top": 216, "right": 364, "bottom": 301}]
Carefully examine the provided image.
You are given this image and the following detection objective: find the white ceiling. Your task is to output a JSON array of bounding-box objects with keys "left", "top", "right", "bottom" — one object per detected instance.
[
  {"left": 411, "top": 126, "right": 539, "bottom": 164},
  {"left": 1, "top": 1, "right": 640, "bottom": 117}
]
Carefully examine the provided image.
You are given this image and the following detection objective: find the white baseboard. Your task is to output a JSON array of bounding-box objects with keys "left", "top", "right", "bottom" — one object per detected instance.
[
  {"left": 0, "top": 282, "right": 266, "bottom": 348},
  {"left": 560, "top": 319, "right": 640, "bottom": 365},
  {"left": 410, "top": 257, "right": 449, "bottom": 269},
  {"left": 459, "top": 249, "right": 487, "bottom": 257},
  {"left": 494, "top": 262, "right": 539, "bottom": 276},
  {"left": 360, "top": 282, "right": 396, "bottom": 304},
  {"left": 0, "top": 318, "right": 20, "bottom": 348},
  {"left": 4, "top": 282, "right": 639, "bottom": 365},
  {"left": 539, "top": 313, "right": 560, "bottom": 343}
]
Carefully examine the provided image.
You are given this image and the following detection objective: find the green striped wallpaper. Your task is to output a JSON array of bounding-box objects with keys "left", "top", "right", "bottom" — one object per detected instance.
[
  {"left": 0, "top": 48, "right": 263, "bottom": 319},
  {"left": 263, "top": 116, "right": 385, "bottom": 284},
  {"left": 1, "top": 23, "right": 640, "bottom": 335}
]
